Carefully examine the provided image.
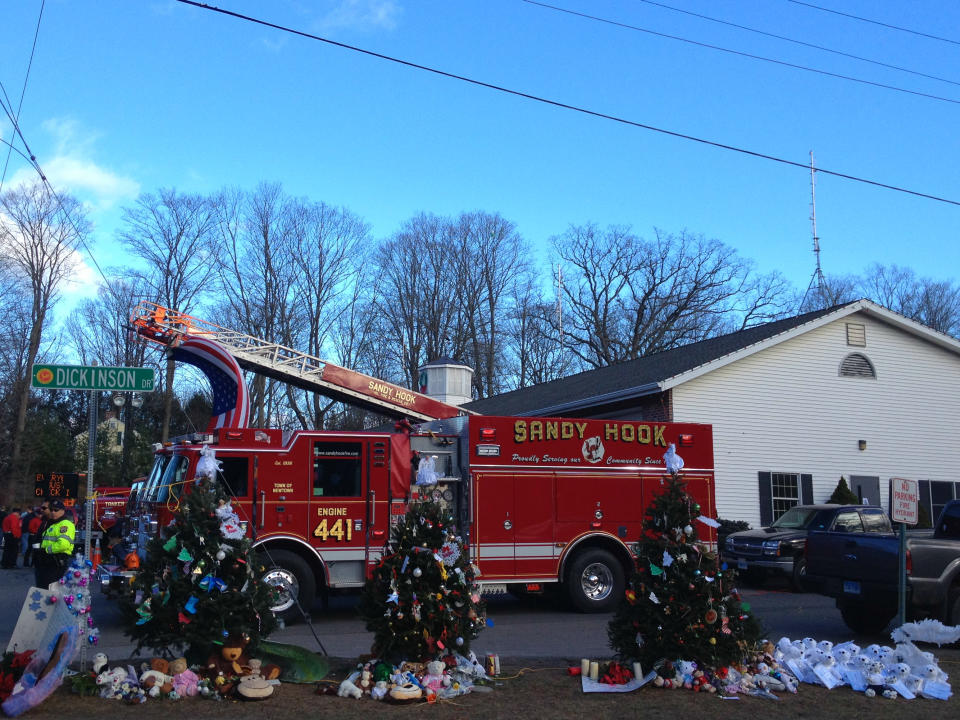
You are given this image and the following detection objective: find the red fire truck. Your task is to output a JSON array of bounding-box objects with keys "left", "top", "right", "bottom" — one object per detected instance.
[
  {"left": 119, "top": 416, "right": 714, "bottom": 618},
  {"left": 106, "top": 305, "right": 716, "bottom": 619}
]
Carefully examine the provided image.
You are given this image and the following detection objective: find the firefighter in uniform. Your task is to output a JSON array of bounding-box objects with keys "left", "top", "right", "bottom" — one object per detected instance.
[{"left": 35, "top": 499, "right": 75, "bottom": 588}]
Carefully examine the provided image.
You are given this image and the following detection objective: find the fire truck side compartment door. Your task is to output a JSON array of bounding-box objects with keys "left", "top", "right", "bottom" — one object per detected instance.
[
  {"left": 472, "top": 471, "right": 515, "bottom": 578},
  {"left": 514, "top": 472, "right": 556, "bottom": 578}
]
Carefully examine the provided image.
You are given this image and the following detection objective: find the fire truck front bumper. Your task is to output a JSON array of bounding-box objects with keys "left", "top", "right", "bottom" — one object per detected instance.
[{"left": 97, "top": 564, "right": 136, "bottom": 596}]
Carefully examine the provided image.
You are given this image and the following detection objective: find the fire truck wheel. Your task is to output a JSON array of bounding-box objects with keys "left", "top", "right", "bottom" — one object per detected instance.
[
  {"left": 260, "top": 550, "right": 316, "bottom": 623},
  {"left": 565, "top": 548, "right": 624, "bottom": 613}
]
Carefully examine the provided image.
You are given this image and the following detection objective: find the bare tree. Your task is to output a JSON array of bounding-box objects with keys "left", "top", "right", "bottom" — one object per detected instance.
[
  {"left": 505, "top": 278, "right": 570, "bottom": 388},
  {"left": 118, "top": 188, "right": 218, "bottom": 441},
  {"left": 800, "top": 272, "right": 859, "bottom": 312},
  {"left": 375, "top": 214, "right": 460, "bottom": 388},
  {"left": 287, "top": 198, "right": 370, "bottom": 428},
  {"left": 859, "top": 263, "right": 960, "bottom": 336},
  {"left": 212, "top": 184, "right": 300, "bottom": 428},
  {"left": 0, "top": 181, "right": 88, "bottom": 497},
  {"left": 553, "top": 225, "right": 794, "bottom": 368},
  {"left": 450, "top": 212, "right": 531, "bottom": 399}
]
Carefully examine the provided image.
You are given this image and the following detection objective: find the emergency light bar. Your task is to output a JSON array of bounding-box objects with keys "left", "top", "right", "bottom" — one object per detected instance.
[{"left": 678, "top": 434, "right": 694, "bottom": 446}]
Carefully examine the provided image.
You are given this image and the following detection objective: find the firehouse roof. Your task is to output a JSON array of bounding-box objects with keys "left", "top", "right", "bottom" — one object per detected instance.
[{"left": 463, "top": 299, "right": 960, "bottom": 417}]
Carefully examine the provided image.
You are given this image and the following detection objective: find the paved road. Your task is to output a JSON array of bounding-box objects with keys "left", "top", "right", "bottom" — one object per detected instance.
[{"left": 0, "top": 566, "right": 887, "bottom": 660}]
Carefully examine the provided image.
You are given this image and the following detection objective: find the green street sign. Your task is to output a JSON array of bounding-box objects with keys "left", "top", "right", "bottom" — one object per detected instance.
[{"left": 31, "top": 364, "right": 155, "bottom": 392}]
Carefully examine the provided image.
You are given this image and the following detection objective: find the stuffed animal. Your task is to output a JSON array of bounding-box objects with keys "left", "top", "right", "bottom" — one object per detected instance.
[
  {"left": 421, "top": 660, "right": 451, "bottom": 695},
  {"left": 863, "top": 661, "right": 897, "bottom": 699},
  {"left": 216, "top": 500, "right": 244, "bottom": 539},
  {"left": 96, "top": 667, "right": 129, "bottom": 700},
  {"left": 338, "top": 671, "right": 363, "bottom": 699},
  {"left": 169, "top": 657, "right": 199, "bottom": 697},
  {"left": 237, "top": 660, "right": 275, "bottom": 701},
  {"left": 139, "top": 658, "right": 175, "bottom": 697},
  {"left": 203, "top": 632, "right": 280, "bottom": 696}
]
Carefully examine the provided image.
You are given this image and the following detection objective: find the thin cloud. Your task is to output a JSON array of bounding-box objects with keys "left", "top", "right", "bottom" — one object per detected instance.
[
  {"left": 8, "top": 118, "right": 140, "bottom": 210},
  {"left": 315, "top": 0, "right": 401, "bottom": 32}
]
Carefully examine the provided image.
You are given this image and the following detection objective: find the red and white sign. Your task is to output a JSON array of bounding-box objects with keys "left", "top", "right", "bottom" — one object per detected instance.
[{"left": 891, "top": 477, "right": 918, "bottom": 524}]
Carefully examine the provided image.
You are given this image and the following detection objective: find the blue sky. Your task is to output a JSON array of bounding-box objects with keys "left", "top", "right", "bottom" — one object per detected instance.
[{"left": 2, "top": 0, "right": 958, "bottom": 310}]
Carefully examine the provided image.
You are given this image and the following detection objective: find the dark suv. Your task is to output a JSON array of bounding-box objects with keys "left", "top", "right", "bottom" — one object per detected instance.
[{"left": 723, "top": 504, "right": 890, "bottom": 591}]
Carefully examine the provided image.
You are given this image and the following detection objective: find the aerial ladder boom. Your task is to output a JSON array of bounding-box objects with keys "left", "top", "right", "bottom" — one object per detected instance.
[{"left": 131, "top": 302, "right": 472, "bottom": 422}]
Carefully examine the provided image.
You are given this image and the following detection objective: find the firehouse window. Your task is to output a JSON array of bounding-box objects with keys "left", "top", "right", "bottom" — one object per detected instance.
[
  {"left": 313, "top": 442, "right": 362, "bottom": 497},
  {"left": 771, "top": 472, "right": 800, "bottom": 520},
  {"left": 219, "top": 457, "right": 249, "bottom": 497}
]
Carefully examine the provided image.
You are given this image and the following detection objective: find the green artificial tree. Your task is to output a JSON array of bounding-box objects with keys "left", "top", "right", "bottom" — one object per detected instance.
[
  {"left": 358, "top": 498, "right": 486, "bottom": 662},
  {"left": 827, "top": 476, "right": 860, "bottom": 505},
  {"left": 608, "top": 470, "right": 763, "bottom": 669},
  {"left": 120, "top": 477, "right": 278, "bottom": 656}
]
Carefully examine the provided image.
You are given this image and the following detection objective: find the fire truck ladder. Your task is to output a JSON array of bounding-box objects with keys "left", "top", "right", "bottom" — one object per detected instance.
[{"left": 131, "top": 302, "right": 471, "bottom": 422}]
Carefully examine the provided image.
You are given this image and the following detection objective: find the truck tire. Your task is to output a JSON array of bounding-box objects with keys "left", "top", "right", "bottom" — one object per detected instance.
[
  {"left": 839, "top": 601, "right": 894, "bottom": 635},
  {"left": 259, "top": 549, "right": 316, "bottom": 623},
  {"left": 790, "top": 557, "right": 807, "bottom": 593},
  {"left": 565, "top": 548, "right": 624, "bottom": 613}
]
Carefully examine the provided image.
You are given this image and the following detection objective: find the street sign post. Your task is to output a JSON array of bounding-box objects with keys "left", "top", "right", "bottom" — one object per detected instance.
[
  {"left": 31, "top": 364, "right": 155, "bottom": 391},
  {"left": 890, "top": 477, "right": 918, "bottom": 627}
]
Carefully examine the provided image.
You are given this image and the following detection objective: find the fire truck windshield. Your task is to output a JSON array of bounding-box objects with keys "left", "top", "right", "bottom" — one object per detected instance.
[
  {"left": 154, "top": 454, "right": 190, "bottom": 503},
  {"left": 142, "top": 454, "right": 169, "bottom": 503}
]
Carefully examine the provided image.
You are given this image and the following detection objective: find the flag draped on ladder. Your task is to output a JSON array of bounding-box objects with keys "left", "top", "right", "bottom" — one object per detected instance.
[{"left": 172, "top": 336, "right": 250, "bottom": 431}]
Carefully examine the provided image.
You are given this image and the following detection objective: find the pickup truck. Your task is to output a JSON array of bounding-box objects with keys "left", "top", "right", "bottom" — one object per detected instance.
[
  {"left": 805, "top": 499, "right": 960, "bottom": 634},
  {"left": 722, "top": 504, "right": 890, "bottom": 591}
]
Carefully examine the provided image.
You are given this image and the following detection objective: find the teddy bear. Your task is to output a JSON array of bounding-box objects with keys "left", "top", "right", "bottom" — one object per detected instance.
[
  {"left": 139, "top": 658, "right": 175, "bottom": 697},
  {"left": 421, "top": 660, "right": 451, "bottom": 696},
  {"left": 170, "top": 657, "right": 200, "bottom": 697},
  {"left": 204, "top": 632, "right": 281, "bottom": 696}
]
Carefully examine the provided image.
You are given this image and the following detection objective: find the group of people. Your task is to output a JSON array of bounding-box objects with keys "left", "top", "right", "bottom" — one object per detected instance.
[{"left": 0, "top": 501, "right": 77, "bottom": 588}]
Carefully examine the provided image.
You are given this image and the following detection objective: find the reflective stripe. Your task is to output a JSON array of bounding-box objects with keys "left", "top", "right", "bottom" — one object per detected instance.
[{"left": 41, "top": 519, "right": 75, "bottom": 555}]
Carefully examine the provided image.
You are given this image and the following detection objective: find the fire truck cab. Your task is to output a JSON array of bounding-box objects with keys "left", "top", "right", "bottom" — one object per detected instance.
[{"left": 114, "top": 415, "right": 714, "bottom": 620}]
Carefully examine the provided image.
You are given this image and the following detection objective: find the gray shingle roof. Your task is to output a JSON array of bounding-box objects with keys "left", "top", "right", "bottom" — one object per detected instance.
[{"left": 465, "top": 302, "right": 853, "bottom": 416}]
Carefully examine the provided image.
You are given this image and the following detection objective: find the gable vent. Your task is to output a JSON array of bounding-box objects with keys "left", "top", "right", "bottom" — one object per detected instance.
[
  {"left": 846, "top": 323, "right": 866, "bottom": 346},
  {"left": 840, "top": 352, "right": 876, "bottom": 378}
]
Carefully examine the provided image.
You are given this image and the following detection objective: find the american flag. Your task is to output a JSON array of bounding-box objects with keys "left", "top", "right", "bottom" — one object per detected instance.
[{"left": 172, "top": 337, "right": 250, "bottom": 431}]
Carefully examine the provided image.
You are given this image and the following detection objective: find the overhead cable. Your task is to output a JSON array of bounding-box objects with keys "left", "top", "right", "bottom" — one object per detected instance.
[{"left": 173, "top": 0, "right": 958, "bottom": 207}]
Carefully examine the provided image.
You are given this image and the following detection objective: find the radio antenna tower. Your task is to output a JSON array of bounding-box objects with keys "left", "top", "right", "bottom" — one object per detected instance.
[
  {"left": 801, "top": 151, "right": 826, "bottom": 310},
  {"left": 556, "top": 263, "right": 564, "bottom": 346}
]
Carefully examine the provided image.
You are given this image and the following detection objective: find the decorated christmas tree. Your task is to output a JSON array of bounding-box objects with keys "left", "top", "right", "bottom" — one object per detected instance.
[
  {"left": 358, "top": 498, "right": 486, "bottom": 662},
  {"left": 608, "top": 454, "right": 762, "bottom": 669},
  {"left": 120, "top": 477, "right": 278, "bottom": 655}
]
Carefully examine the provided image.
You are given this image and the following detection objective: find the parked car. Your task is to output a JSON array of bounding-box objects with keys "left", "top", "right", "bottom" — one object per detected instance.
[
  {"left": 722, "top": 504, "right": 891, "bottom": 592},
  {"left": 805, "top": 499, "right": 960, "bottom": 634}
]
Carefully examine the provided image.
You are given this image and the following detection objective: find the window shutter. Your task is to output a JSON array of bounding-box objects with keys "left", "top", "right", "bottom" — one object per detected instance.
[
  {"left": 801, "top": 474, "right": 813, "bottom": 504},
  {"left": 758, "top": 472, "right": 772, "bottom": 526}
]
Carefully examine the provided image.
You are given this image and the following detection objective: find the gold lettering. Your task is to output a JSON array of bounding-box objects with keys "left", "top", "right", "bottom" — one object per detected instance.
[
  {"left": 316, "top": 507, "right": 348, "bottom": 516},
  {"left": 654, "top": 425, "right": 666, "bottom": 446},
  {"left": 545, "top": 422, "right": 558, "bottom": 440},
  {"left": 514, "top": 420, "right": 527, "bottom": 443},
  {"left": 530, "top": 421, "right": 543, "bottom": 441},
  {"left": 575, "top": 422, "right": 587, "bottom": 439},
  {"left": 621, "top": 424, "right": 635, "bottom": 442},
  {"left": 638, "top": 425, "right": 651, "bottom": 444},
  {"left": 561, "top": 422, "right": 574, "bottom": 439},
  {"left": 604, "top": 423, "right": 619, "bottom": 441}
]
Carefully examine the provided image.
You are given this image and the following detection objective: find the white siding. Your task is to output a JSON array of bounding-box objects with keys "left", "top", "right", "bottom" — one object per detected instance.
[{"left": 672, "top": 312, "right": 960, "bottom": 528}]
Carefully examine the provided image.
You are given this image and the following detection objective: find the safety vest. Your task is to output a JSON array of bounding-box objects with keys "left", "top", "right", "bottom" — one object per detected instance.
[{"left": 41, "top": 518, "right": 76, "bottom": 556}]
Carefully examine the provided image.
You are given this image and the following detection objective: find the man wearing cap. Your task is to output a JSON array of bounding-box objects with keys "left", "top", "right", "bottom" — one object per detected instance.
[{"left": 35, "top": 500, "right": 75, "bottom": 588}]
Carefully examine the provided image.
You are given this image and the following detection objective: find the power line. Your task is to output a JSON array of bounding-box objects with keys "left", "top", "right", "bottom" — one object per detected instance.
[
  {"left": 0, "top": 0, "right": 45, "bottom": 195},
  {"left": 174, "top": 0, "right": 959, "bottom": 207},
  {"left": 522, "top": 0, "right": 960, "bottom": 105},
  {"left": 787, "top": 0, "right": 960, "bottom": 47},
  {"left": 633, "top": 0, "right": 960, "bottom": 88}
]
